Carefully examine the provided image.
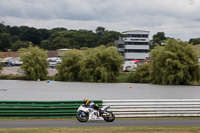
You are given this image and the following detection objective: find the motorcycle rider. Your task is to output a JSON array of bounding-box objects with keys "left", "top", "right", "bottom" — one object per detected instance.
[{"left": 83, "top": 98, "right": 103, "bottom": 116}]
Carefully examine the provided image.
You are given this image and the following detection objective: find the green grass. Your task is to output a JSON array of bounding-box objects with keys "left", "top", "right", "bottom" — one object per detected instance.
[
  {"left": 116, "top": 72, "right": 135, "bottom": 83},
  {"left": 1, "top": 117, "right": 200, "bottom": 132},
  {"left": 0, "top": 75, "right": 26, "bottom": 80},
  {"left": 0, "top": 126, "right": 200, "bottom": 133},
  {"left": 0, "top": 75, "right": 54, "bottom": 80},
  {"left": 193, "top": 44, "right": 200, "bottom": 56}
]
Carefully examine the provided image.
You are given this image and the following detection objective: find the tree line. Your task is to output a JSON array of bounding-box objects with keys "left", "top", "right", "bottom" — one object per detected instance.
[
  {"left": 132, "top": 39, "right": 200, "bottom": 85},
  {"left": 0, "top": 23, "right": 200, "bottom": 85},
  {"left": 1, "top": 23, "right": 200, "bottom": 52},
  {"left": 16, "top": 45, "right": 124, "bottom": 82},
  {"left": 0, "top": 23, "right": 120, "bottom": 52},
  {"left": 0, "top": 39, "right": 199, "bottom": 85},
  {"left": 151, "top": 32, "right": 200, "bottom": 47}
]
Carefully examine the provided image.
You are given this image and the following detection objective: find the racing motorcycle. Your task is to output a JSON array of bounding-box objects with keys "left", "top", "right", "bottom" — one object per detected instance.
[{"left": 76, "top": 104, "right": 115, "bottom": 122}]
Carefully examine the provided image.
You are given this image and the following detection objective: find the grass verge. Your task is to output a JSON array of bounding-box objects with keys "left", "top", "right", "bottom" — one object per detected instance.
[{"left": 0, "top": 126, "right": 200, "bottom": 133}]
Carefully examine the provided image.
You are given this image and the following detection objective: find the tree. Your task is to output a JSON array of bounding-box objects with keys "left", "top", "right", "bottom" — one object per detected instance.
[
  {"left": 50, "top": 27, "right": 67, "bottom": 33},
  {"left": 150, "top": 39, "right": 200, "bottom": 85},
  {"left": 11, "top": 41, "right": 31, "bottom": 51},
  {"left": 0, "top": 33, "right": 11, "bottom": 51},
  {"left": 11, "top": 35, "right": 20, "bottom": 43},
  {"left": 99, "top": 31, "right": 120, "bottom": 46},
  {"left": 96, "top": 26, "right": 105, "bottom": 35},
  {"left": 20, "top": 27, "right": 42, "bottom": 45},
  {"left": 50, "top": 37, "right": 69, "bottom": 50},
  {"left": 0, "top": 62, "right": 3, "bottom": 73},
  {"left": 79, "top": 46, "right": 124, "bottom": 82},
  {"left": 40, "top": 40, "right": 50, "bottom": 50},
  {"left": 9, "top": 26, "right": 20, "bottom": 36},
  {"left": 0, "top": 53, "right": 3, "bottom": 73},
  {"left": 18, "top": 46, "right": 49, "bottom": 80},
  {"left": 152, "top": 32, "right": 167, "bottom": 45},
  {"left": 38, "top": 29, "right": 50, "bottom": 40},
  {"left": 0, "top": 23, "right": 8, "bottom": 33},
  {"left": 132, "top": 63, "right": 152, "bottom": 83},
  {"left": 189, "top": 38, "right": 200, "bottom": 45},
  {"left": 55, "top": 49, "right": 82, "bottom": 81}
]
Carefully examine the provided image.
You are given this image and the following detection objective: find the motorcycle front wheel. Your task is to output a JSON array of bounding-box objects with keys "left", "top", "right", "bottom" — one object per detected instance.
[
  {"left": 76, "top": 111, "right": 89, "bottom": 122},
  {"left": 103, "top": 111, "right": 115, "bottom": 122}
]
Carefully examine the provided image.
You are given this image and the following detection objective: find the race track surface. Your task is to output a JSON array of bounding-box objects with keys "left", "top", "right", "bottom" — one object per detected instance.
[{"left": 0, "top": 119, "right": 200, "bottom": 128}]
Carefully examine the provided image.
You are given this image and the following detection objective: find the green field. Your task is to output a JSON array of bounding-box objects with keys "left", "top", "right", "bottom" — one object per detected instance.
[
  {"left": 193, "top": 44, "right": 200, "bottom": 56},
  {"left": 0, "top": 126, "right": 200, "bottom": 133}
]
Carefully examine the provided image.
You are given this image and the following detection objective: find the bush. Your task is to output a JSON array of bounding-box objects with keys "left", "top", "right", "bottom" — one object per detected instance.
[
  {"left": 79, "top": 46, "right": 124, "bottom": 82},
  {"left": 56, "top": 46, "right": 124, "bottom": 82},
  {"left": 150, "top": 39, "right": 200, "bottom": 85},
  {"left": 115, "top": 73, "right": 135, "bottom": 83},
  {"left": 0, "top": 75, "right": 26, "bottom": 80},
  {"left": 132, "top": 63, "right": 152, "bottom": 83},
  {"left": 18, "top": 46, "right": 49, "bottom": 80},
  {"left": 55, "top": 49, "right": 82, "bottom": 81}
]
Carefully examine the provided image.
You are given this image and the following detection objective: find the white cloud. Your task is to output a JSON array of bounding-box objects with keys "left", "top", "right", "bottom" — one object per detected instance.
[{"left": 0, "top": 0, "right": 200, "bottom": 41}]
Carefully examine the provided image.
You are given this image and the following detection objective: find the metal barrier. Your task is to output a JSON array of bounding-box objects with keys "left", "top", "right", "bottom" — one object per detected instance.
[
  {"left": 103, "top": 99, "right": 200, "bottom": 117},
  {"left": 0, "top": 100, "right": 102, "bottom": 118},
  {"left": 1, "top": 99, "right": 200, "bottom": 118}
]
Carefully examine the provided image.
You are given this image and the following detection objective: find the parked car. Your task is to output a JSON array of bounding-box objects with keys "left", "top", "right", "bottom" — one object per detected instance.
[
  {"left": 122, "top": 61, "right": 137, "bottom": 72},
  {"left": 0, "top": 61, "right": 13, "bottom": 67},
  {"left": 49, "top": 62, "right": 57, "bottom": 68}
]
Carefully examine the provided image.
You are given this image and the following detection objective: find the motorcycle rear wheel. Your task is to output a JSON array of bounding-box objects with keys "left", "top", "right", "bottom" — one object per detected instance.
[
  {"left": 76, "top": 111, "right": 89, "bottom": 122},
  {"left": 103, "top": 111, "right": 115, "bottom": 122}
]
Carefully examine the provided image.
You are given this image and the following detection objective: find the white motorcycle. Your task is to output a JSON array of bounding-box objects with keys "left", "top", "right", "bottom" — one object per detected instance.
[{"left": 76, "top": 104, "right": 115, "bottom": 122}]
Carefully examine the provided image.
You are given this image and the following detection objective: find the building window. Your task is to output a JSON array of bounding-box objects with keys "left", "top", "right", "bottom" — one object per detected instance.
[
  {"left": 131, "top": 39, "right": 139, "bottom": 41},
  {"left": 125, "top": 49, "right": 149, "bottom": 53},
  {"left": 124, "top": 34, "right": 148, "bottom": 38},
  {"left": 125, "top": 42, "right": 148, "bottom": 45}
]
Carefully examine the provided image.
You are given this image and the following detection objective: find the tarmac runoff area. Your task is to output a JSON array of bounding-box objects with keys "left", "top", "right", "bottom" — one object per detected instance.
[{"left": 0, "top": 66, "right": 57, "bottom": 76}]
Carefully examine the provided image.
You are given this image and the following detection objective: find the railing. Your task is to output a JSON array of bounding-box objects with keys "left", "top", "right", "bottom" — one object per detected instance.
[
  {"left": 1, "top": 99, "right": 200, "bottom": 118},
  {"left": 103, "top": 99, "right": 200, "bottom": 117},
  {"left": 0, "top": 100, "right": 102, "bottom": 118}
]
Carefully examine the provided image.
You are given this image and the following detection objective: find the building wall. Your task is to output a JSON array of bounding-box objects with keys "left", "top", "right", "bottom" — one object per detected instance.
[
  {"left": 125, "top": 45, "right": 149, "bottom": 49},
  {"left": 124, "top": 53, "right": 149, "bottom": 60},
  {"left": 115, "top": 30, "right": 150, "bottom": 61}
]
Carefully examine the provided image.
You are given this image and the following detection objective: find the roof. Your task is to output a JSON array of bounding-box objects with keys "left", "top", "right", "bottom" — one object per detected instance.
[
  {"left": 122, "top": 30, "right": 150, "bottom": 35},
  {"left": 0, "top": 51, "right": 58, "bottom": 58},
  {"left": 58, "top": 48, "right": 71, "bottom": 51}
]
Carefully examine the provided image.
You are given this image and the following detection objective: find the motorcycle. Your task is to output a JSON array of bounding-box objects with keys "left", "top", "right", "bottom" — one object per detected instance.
[{"left": 76, "top": 104, "right": 115, "bottom": 122}]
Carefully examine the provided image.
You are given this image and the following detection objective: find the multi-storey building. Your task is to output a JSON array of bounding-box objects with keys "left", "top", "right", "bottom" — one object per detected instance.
[{"left": 115, "top": 30, "right": 150, "bottom": 61}]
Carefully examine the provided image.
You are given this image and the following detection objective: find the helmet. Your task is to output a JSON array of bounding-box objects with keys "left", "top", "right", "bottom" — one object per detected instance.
[{"left": 83, "top": 98, "right": 89, "bottom": 105}]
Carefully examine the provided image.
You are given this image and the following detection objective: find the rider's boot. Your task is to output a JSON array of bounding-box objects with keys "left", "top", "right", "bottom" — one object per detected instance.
[{"left": 99, "top": 109, "right": 104, "bottom": 116}]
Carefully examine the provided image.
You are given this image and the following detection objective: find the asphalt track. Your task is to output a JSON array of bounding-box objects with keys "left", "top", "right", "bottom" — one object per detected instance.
[{"left": 0, "top": 119, "right": 200, "bottom": 128}]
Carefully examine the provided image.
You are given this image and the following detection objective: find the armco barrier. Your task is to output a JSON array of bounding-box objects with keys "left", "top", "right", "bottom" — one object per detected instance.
[
  {"left": 103, "top": 99, "right": 200, "bottom": 117},
  {"left": 1, "top": 99, "right": 200, "bottom": 118},
  {"left": 0, "top": 100, "right": 102, "bottom": 118}
]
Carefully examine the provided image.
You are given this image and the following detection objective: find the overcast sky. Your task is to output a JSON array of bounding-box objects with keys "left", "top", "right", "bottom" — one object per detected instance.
[{"left": 0, "top": 0, "right": 200, "bottom": 41}]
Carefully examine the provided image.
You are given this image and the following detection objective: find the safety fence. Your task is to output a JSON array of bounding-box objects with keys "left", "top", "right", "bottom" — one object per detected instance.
[
  {"left": 1, "top": 99, "right": 200, "bottom": 118},
  {"left": 0, "top": 100, "right": 102, "bottom": 118},
  {"left": 103, "top": 99, "right": 200, "bottom": 117}
]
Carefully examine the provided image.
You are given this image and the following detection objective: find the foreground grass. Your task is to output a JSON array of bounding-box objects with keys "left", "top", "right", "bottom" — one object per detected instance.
[
  {"left": 1, "top": 118, "right": 200, "bottom": 133},
  {"left": 0, "top": 126, "right": 200, "bottom": 133}
]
